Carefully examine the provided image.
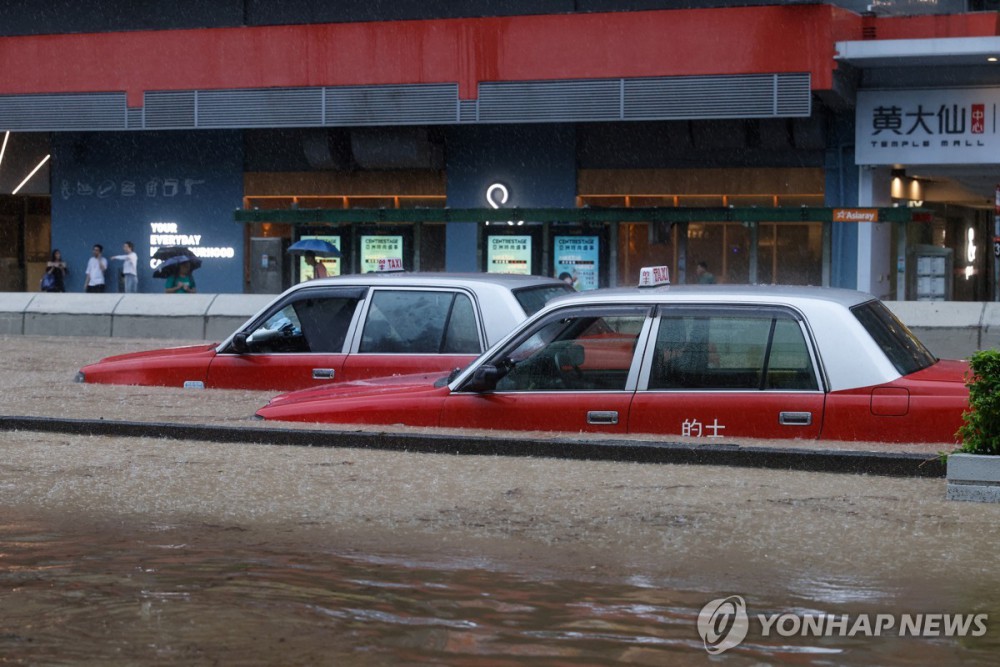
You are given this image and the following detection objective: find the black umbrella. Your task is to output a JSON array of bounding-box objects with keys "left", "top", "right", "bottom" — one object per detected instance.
[
  {"left": 153, "top": 254, "right": 202, "bottom": 278},
  {"left": 153, "top": 246, "right": 199, "bottom": 262}
]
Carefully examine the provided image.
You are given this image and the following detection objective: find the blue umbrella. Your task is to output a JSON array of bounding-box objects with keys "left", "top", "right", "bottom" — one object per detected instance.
[
  {"left": 153, "top": 254, "right": 202, "bottom": 278},
  {"left": 288, "top": 238, "right": 341, "bottom": 257}
]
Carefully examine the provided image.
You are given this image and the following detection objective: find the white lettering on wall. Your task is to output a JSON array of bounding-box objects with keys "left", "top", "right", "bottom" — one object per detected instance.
[{"left": 148, "top": 221, "right": 235, "bottom": 268}]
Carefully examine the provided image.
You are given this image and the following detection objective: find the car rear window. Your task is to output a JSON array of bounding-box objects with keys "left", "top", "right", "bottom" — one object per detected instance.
[
  {"left": 850, "top": 300, "right": 937, "bottom": 376},
  {"left": 512, "top": 284, "right": 575, "bottom": 316}
]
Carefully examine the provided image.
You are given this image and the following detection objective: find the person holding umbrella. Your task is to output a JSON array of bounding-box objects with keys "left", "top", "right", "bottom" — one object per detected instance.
[
  {"left": 287, "top": 238, "right": 340, "bottom": 281},
  {"left": 164, "top": 260, "right": 197, "bottom": 294},
  {"left": 304, "top": 250, "right": 328, "bottom": 279}
]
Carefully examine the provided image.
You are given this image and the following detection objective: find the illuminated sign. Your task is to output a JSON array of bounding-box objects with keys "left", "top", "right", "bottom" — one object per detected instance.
[
  {"left": 554, "top": 236, "right": 599, "bottom": 291},
  {"left": 148, "top": 221, "right": 235, "bottom": 268},
  {"left": 638, "top": 265, "right": 671, "bottom": 287},
  {"left": 857, "top": 88, "right": 1000, "bottom": 165},
  {"left": 485, "top": 183, "right": 523, "bottom": 226},
  {"left": 361, "top": 235, "right": 404, "bottom": 273},
  {"left": 487, "top": 235, "right": 531, "bottom": 274},
  {"left": 832, "top": 209, "right": 879, "bottom": 223}
]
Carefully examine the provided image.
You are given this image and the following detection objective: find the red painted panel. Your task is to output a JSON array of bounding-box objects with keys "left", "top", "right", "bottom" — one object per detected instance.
[
  {"left": 338, "top": 353, "right": 476, "bottom": 383},
  {"left": 0, "top": 5, "right": 852, "bottom": 104},
  {"left": 206, "top": 352, "right": 348, "bottom": 391},
  {"left": 870, "top": 387, "right": 909, "bottom": 416},
  {"left": 628, "top": 390, "right": 824, "bottom": 440},
  {"left": 439, "top": 391, "right": 632, "bottom": 435}
]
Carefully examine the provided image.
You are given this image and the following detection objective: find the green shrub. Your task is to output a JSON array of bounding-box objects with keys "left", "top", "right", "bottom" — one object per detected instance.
[{"left": 957, "top": 349, "right": 1000, "bottom": 455}]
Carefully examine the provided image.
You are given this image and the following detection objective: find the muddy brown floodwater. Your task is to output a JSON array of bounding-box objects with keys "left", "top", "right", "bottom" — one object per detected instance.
[{"left": 1, "top": 334, "right": 998, "bottom": 665}]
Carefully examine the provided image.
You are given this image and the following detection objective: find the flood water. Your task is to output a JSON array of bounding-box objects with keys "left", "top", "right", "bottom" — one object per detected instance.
[{"left": 3, "top": 512, "right": 998, "bottom": 666}]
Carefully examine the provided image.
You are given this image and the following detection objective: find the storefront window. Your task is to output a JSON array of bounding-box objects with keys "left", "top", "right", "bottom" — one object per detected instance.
[
  {"left": 686, "top": 223, "right": 750, "bottom": 285},
  {"left": 758, "top": 223, "right": 823, "bottom": 286}
]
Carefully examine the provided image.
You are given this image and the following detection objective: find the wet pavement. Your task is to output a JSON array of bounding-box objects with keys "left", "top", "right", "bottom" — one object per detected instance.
[{"left": 0, "top": 335, "right": 997, "bottom": 664}]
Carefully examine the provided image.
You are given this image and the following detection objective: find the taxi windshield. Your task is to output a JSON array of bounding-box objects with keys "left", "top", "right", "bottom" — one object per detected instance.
[{"left": 851, "top": 300, "right": 937, "bottom": 376}]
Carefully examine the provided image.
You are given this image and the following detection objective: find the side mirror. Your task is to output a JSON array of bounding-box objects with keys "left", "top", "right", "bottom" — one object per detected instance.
[
  {"left": 462, "top": 364, "right": 500, "bottom": 392},
  {"left": 231, "top": 332, "right": 250, "bottom": 354}
]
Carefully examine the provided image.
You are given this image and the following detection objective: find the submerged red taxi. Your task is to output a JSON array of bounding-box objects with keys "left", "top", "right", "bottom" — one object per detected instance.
[
  {"left": 75, "top": 273, "right": 571, "bottom": 391},
  {"left": 256, "top": 278, "right": 970, "bottom": 444}
]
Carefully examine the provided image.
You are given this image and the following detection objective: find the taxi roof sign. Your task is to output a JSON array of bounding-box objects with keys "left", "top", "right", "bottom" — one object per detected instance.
[
  {"left": 638, "top": 265, "right": 670, "bottom": 287},
  {"left": 372, "top": 258, "right": 405, "bottom": 272}
]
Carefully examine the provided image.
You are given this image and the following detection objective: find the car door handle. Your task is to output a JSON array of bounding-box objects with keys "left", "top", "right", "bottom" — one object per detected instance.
[
  {"left": 779, "top": 411, "right": 812, "bottom": 426},
  {"left": 312, "top": 368, "right": 336, "bottom": 380},
  {"left": 587, "top": 410, "right": 619, "bottom": 425}
]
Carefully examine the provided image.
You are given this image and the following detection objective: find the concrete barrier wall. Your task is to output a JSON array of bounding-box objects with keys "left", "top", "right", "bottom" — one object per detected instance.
[
  {"left": 6, "top": 293, "right": 274, "bottom": 342},
  {"left": 0, "top": 293, "right": 998, "bottom": 359}
]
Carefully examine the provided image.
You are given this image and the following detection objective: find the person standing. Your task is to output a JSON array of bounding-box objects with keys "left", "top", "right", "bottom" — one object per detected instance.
[
  {"left": 304, "top": 251, "right": 328, "bottom": 279},
  {"left": 695, "top": 260, "right": 716, "bottom": 284},
  {"left": 83, "top": 244, "right": 108, "bottom": 293},
  {"left": 110, "top": 241, "right": 138, "bottom": 293},
  {"left": 42, "top": 249, "right": 68, "bottom": 292}
]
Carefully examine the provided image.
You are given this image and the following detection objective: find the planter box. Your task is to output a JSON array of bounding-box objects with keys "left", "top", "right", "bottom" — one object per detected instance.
[{"left": 947, "top": 453, "right": 1000, "bottom": 503}]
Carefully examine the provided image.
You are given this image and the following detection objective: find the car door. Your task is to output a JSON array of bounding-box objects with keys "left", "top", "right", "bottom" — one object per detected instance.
[
  {"left": 338, "top": 288, "right": 485, "bottom": 382},
  {"left": 206, "top": 287, "right": 366, "bottom": 390},
  {"left": 628, "top": 306, "right": 825, "bottom": 440},
  {"left": 439, "top": 305, "right": 651, "bottom": 434}
]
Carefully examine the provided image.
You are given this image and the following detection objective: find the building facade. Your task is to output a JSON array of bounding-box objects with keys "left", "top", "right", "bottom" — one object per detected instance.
[{"left": 0, "top": 1, "right": 997, "bottom": 297}]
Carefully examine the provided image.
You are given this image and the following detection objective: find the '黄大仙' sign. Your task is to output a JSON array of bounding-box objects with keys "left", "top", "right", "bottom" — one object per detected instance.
[{"left": 857, "top": 88, "right": 1000, "bottom": 165}]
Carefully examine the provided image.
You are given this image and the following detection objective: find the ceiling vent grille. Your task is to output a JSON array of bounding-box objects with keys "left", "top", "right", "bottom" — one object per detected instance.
[
  {"left": 197, "top": 88, "right": 323, "bottom": 128},
  {"left": 478, "top": 80, "right": 621, "bottom": 123},
  {"left": 2, "top": 74, "right": 810, "bottom": 131},
  {"left": 458, "top": 99, "right": 478, "bottom": 123},
  {"left": 625, "top": 74, "right": 810, "bottom": 120},
  {"left": 325, "top": 84, "right": 458, "bottom": 126},
  {"left": 775, "top": 74, "right": 812, "bottom": 116},
  {"left": 126, "top": 108, "right": 144, "bottom": 130},
  {"left": 144, "top": 91, "right": 196, "bottom": 129},
  {"left": 0, "top": 93, "right": 125, "bottom": 131}
]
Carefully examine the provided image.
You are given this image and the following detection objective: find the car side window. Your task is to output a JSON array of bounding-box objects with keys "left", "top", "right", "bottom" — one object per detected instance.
[
  {"left": 359, "top": 290, "right": 481, "bottom": 354},
  {"left": 246, "top": 296, "right": 359, "bottom": 353},
  {"left": 649, "top": 311, "right": 817, "bottom": 391},
  {"left": 492, "top": 311, "right": 646, "bottom": 392}
]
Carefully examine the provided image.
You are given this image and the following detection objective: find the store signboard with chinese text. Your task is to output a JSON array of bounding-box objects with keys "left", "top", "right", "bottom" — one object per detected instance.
[
  {"left": 361, "top": 235, "right": 403, "bottom": 273},
  {"left": 857, "top": 88, "right": 1000, "bottom": 165},
  {"left": 553, "top": 235, "right": 599, "bottom": 290},
  {"left": 487, "top": 236, "right": 532, "bottom": 275}
]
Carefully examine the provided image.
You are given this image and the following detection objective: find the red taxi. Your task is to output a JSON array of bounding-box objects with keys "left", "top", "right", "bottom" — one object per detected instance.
[
  {"left": 256, "top": 269, "right": 970, "bottom": 444},
  {"left": 75, "top": 273, "right": 571, "bottom": 391}
]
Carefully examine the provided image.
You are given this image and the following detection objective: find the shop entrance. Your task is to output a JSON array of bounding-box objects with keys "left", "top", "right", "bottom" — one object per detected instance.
[{"left": 0, "top": 195, "right": 51, "bottom": 292}]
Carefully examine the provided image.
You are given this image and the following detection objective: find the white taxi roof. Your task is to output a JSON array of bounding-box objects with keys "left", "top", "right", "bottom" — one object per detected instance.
[{"left": 542, "top": 283, "right": 875, "bottom": 310}]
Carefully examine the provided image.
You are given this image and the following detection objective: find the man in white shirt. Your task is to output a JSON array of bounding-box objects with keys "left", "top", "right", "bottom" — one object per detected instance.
[
  {"left": 84, "top": 244, "right": 108, "bottom": 293},
  {"left": 110, "top": 241, "right": 139, "bottom": 293}
]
